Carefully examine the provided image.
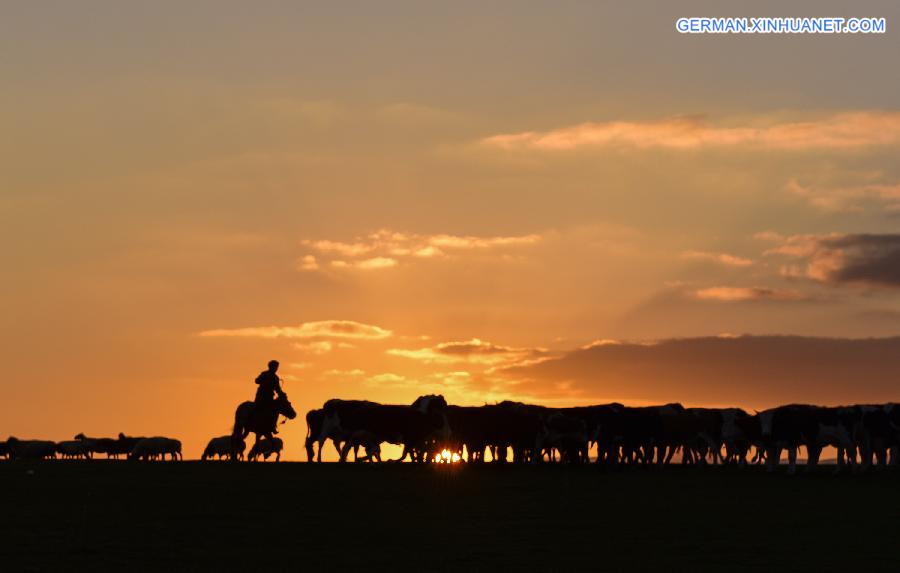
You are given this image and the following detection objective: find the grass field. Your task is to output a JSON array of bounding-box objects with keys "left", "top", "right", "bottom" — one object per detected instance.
[{"left": 2, "top": 461, "right": 899, "bottom": 572}]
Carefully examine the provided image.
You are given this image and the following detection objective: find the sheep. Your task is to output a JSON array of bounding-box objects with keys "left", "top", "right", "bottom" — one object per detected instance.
[
  {"left": 202, "top": 435, "right": 245, "bottom": 461},
  {"left": 128, "top": 437, "right": 182, "bottom": 461},
  {"left": 113, "top": 433, "right": 147, "bottom": 458},
  {"left": 6, "top": 437, "right": 57, "bottom": 460},
  {"left": 56, "top": 440, "right": 89, "bottom": 459},
  {"left": 74, "top": 433, "right": 119, "bottom": 459},
  {"left": 248, "top": 437, "right": 283, "bottom": 462}
]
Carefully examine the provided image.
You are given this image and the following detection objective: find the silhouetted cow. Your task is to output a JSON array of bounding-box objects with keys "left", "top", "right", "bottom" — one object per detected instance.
[
  {"left": 305, "top": 408, "right": 334, "bottom": 462},
  {"left": 759, "top": 405, "right": 854, "bottom": 474},
  {"left": 324, "top": 395, "right": 450, "bottom": 462},
  {"left": 316, "top": 399, "right": 381, "bottom": 462},
  {"left": 540, "top": 410, "right": 589, "bottom": 463}
]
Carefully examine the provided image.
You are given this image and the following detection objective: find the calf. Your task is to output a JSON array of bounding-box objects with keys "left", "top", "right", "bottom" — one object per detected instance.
[
  {"left": 248, "top": 437, "right": 283, "bottom": 462},
  {"left": 347, "top": 430, "right": 382, "bottom": 462}
]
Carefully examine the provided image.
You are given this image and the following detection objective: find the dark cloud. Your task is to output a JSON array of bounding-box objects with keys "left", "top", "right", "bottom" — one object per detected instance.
[
  {"left": 770, "top": 233, "right": 900, "bottom": 288},
  {"left": 826, "top": 234, "right": 900, "bottom": 286},
  {"left": 501, "top": 335, "right": 900, "bottom": 409}
]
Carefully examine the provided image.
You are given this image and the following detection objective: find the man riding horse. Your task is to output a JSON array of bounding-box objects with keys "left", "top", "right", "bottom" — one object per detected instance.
[
  {"left": 232, "top": 360, "right": 297, "bottom": 460},
  {"left": 255, "top": 360, "right": 285, "bottom": 434}
]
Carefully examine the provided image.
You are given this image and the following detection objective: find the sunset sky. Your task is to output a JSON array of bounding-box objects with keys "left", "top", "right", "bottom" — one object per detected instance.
[{"left": 3, "top": 1, "right": 900, "bottom": 460}]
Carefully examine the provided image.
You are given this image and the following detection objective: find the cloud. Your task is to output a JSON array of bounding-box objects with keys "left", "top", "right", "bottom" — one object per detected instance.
[
  {"left": 355, "top": 257, "right": 398, "bottom": 270},
  {"left": 500, "top": 335, "right": 900, "bottom": 407},
  {"left": 323, "top": 369, "right": 366, "bottom": 377},
  {"left": 681, "top": 250, "right": 753, "bottom": 267},
  {"left": 427, "top": 234, "right": 542, "bottom": 249},
  {"left": 481, "top": 112, "right": 900, "bottom": 152},
  {"left": 693, "top": 286, "right": 808, "bottom": 302},
  {"left": 387, "top": 338, "right": 545, "bottom": 365},
  {"left": 297, "top": 255, "right": 319, "bottom": 271},
  {"left": 198, "top": 319, "right": 393, "bottom": 340},
  {"left": 766, "top": 233, "right": 900, "bottom": 288},
  {"left": 786, "top": 178, "right": 900, "bottom": 213},
  {"left": 307, "top": 240, "right": 376, "bottom": 257},
  {"left": 301, "top": 229, "right": 543, "bottom": 271},
  {"left": 293, "top": 341, "right": 335, "bottom": 354},
  {"left": 362, "top": 371, "right": 474, "bottom": 393}
]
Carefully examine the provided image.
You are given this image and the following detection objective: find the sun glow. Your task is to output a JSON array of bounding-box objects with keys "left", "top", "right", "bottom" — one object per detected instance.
[{"left": 435, "top": 449, "right": 461, "bottom": 463}]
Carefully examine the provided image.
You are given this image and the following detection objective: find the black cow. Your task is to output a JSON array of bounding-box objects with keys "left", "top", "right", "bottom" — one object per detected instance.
[
  {"left": 326, "top": 395, "right": 449, "bottom": 462},
  {"left": 539, "top": 410, "right": 589, "bottom": 463},
  {"left": 315, "top": 399, "right": 381, "bottom": 462},
  {"left": 758, "top": 405, "right": 854, "bottom": 474},
  {"left": 444, "top": 405, "right": 492, "bottom": 462},
  {"left": 843, "top": 404, "right": 899, "bottom": 470}
]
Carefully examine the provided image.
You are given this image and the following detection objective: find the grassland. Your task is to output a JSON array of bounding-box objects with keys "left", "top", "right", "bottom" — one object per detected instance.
[{"left": 1, "top": 461, "right": 899, "bottom": 572}]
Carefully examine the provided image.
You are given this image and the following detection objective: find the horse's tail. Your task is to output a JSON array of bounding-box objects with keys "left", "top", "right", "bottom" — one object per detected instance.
[{"left": 231, "top": 403, "right": 247, "bottom": 462}]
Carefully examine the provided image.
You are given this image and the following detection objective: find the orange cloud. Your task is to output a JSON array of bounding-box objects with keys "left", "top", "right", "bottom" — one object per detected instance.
[
  {"left": 694, "top": 286, "right": 807, "bottom": 302},
  {"left": 301, "top": 228, "right": 543, "bottom": 271},
  {"left": 387, "top": 338, "right": 546, "bottom": 365},
  {"left": 198, "top": 319, "right": 392, "bottom": 340},
  {"left": 481, "top": 112, "right": 900, "bottom": 152},
  {"left": 297, "top": 255, "right": 319, "bottom": 271},
  {"left": 681, "top": 250, "right": 753, "bottom": 267},
  {"left": 427, "top": 234, "right": 542, "bottom": 249},
  {"left": 787, "top": 178, "right": 900, "bottom": 213}
]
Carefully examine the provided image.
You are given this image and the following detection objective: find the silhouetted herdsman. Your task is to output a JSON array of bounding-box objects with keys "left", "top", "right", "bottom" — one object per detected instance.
[
  {"left": 232, "top": 360, "right": 297, "bottom": 461},
  {"left": 255, "top": 360, "right": 285, "bottom": 434}
]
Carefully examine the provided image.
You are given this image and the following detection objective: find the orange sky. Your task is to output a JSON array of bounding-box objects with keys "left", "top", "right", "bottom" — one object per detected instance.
[{"left": 3, "top": 2, "right": 900, "bottom": 460}]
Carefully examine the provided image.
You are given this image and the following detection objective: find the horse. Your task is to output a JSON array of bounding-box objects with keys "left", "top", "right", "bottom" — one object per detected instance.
[{"left": 232, "top": 393, "right": 297, "bottom": 460}]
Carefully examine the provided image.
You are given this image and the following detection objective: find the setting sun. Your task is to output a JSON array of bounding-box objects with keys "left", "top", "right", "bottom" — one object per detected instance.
[{"left": 435, "top": 449, "right": 462, "bottom": 463}]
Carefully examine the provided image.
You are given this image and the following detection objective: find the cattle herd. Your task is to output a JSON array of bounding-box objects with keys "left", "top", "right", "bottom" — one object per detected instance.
[
  {"left": 306, "top": 396, "right": 900, "bottom": 473},
  {"left": 4, "top": 397, "right": 899, "bottom": 473}
]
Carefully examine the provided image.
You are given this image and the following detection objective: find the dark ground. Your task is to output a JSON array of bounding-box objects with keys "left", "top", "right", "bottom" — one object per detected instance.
[{"left": 1, "top": 461, "right": 899, "bottom": 572}]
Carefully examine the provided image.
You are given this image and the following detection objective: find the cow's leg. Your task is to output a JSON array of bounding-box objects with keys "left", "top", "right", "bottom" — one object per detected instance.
[
  {"left": 766, "top": 446, "right": 781, "bottom": 473},
  {"left": 806, "top": 445, "right": 821, "bottom": 470},
  {"left": 787, "top": 447, "right": 798, "bottom": 475},
  {"left": 394, "top": 445, "right": 410, "bottom": 462},
  {"left": 875, "top": 446, "right": 888, "bottom": 468},
  {"left": 339, "top": 441, "right": 352, "bottom": 462},
  {"left": 664, "top": 445, "right": 677, "bottom": 465},
  {"left": 656, "top": 444, "right": 667, "bottom": 466}
]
